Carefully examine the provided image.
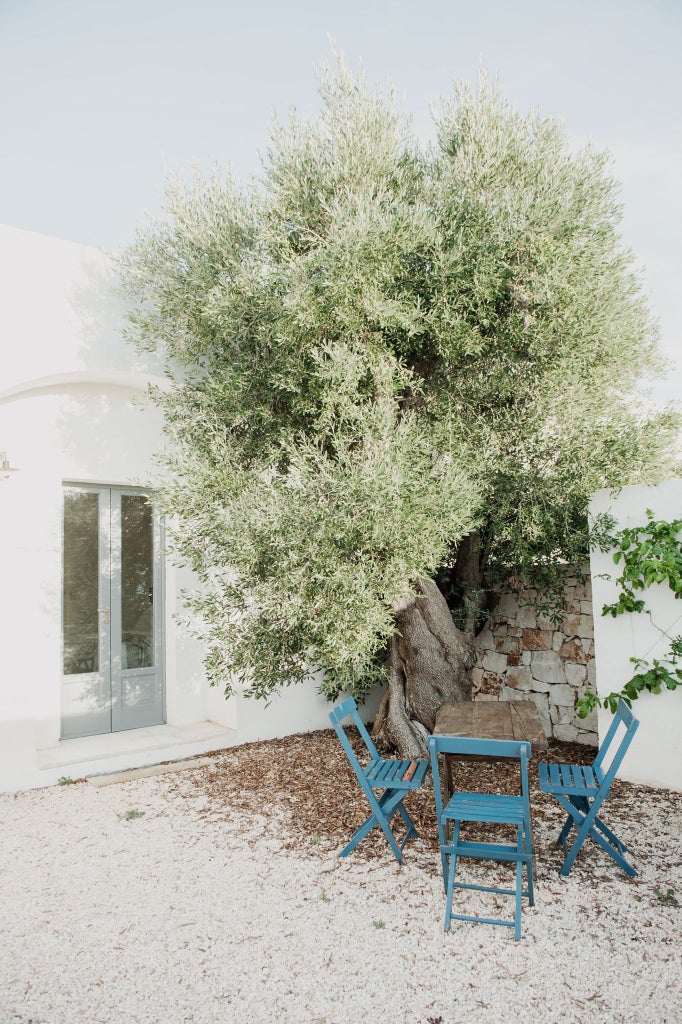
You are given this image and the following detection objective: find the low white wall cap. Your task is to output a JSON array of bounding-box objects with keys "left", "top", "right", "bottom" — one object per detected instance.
[{"left": 0, "top": 370, "right": 171, "bottom": 402}]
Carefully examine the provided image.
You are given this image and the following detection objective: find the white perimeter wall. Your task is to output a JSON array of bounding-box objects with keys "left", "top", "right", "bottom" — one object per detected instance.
[
  {"left": 0, "top": 225, "right": 377, "bottom": 794},
  {"left": 590, "top": 480, "right": 682, "bottom": 791}
]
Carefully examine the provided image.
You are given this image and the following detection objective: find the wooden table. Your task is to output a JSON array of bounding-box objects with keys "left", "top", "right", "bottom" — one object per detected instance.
[
  {"left": 433, "top": 699, "right": 548, "bottom": 876},
  {"left": 434, "top": 700, "right": 547, "bottom": 771},
  {"left": 434, "top": 701, "right": 548, "bottom": 796}
]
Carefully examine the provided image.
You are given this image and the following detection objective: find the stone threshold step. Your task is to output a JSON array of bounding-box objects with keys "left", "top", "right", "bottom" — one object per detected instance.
[{"left": 87, "top": 755, "right": 215, "bottom": 787}]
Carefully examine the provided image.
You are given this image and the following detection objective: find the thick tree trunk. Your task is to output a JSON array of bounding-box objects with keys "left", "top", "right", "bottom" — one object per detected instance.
[
  {"left": 453, "top": 531, "right": 485, "bottom": 636},
  {"left": 371, "top": 578, "right": 477, "bottom": 758}
]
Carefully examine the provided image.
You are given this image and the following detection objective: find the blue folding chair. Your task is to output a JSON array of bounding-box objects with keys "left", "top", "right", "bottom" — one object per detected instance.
[
  {"left": 329, "top": 697, "right": 429, "bottom": 864},
  {"left": 428, "top": 735, "right": 534, "bottom": 941},
  {"left": 538, "top": 699, "right": 639, "bottom": 876}
]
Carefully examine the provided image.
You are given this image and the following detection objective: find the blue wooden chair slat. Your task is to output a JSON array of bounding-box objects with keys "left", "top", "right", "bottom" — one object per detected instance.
[
  {"left": 329, "top": 697, "right": 428, "bottom": 864},
  {"left": 541, "top": 760, "right": 603, "bottom": 798},
  {"left": 538, "top": 699, "right": 639, "bottom": 876},
  {"left": 428, "top": 734, "right": 534, "bottom": 941},
  {"left": 444, "top": 792, "right": 528, "bottom": 824}
]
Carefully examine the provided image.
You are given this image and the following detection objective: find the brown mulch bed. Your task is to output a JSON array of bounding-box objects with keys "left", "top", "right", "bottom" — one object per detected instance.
[{"left": 170, "top": 727, "right": 681, "bottom": 878}]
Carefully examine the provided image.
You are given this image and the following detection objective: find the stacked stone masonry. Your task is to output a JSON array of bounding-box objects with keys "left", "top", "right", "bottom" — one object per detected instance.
[{"left": 473, "top": 568, "right": 598, "bottom": 746}]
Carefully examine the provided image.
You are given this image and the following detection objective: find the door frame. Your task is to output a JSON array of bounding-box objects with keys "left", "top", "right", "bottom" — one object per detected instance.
[{"left": 60, "top": 482, "right": 166, "bottom": 739}]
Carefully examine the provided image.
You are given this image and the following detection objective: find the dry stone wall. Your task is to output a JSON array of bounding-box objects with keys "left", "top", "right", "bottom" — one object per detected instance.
[{"left": 473, "top": 567, "right": 598, "bottom": 746}]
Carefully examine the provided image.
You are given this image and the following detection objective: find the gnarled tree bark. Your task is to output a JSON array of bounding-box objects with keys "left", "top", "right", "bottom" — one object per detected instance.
[{"left": 372, "top": 577, "right": 477, "bottom": 758}]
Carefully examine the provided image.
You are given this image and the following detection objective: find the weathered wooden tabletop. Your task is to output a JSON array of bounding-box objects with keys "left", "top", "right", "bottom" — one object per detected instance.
[{"left": 434, "top": 700, "right": 548, "bottom": 751}]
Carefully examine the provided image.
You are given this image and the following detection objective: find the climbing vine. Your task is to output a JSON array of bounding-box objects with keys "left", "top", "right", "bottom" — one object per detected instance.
[{"left": 577, "top": 510, "right": 682, "bottom": 717}]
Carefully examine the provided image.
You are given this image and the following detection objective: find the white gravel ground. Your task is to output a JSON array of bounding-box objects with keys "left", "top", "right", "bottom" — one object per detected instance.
[{"left": 1, "top": 759, "right": 680, "bottom": 1024}]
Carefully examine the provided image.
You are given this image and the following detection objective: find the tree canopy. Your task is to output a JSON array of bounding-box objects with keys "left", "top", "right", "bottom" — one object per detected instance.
[{"left": 120, "top": 61, "right": 678, "bottom": 705}]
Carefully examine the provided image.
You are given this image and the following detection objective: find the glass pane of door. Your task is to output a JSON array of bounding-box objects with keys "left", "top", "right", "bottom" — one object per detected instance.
[
  {"left": 62, "top": 490, "right": 100, "bottom": 675},
  {"left": 120, "top": 495, "right": 154, "bottom": 670},
  {"left": 111, "top": 490, "right": 164, "bottom": 732},
  {"left": 61, "top": 486, "right": 112, "bottom": 740}
]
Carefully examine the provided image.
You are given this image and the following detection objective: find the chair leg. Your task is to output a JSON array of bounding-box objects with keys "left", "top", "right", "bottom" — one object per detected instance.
[
  {"left": 440, "top": 848, "right": 449, "bottom": 891},
  {"left": 339, "top": 813, "right": 381, "bottom": 858},
  {"left": 512, "top": 823, "right": 534, "bottom": 940},
  {"left": 555, "top": 795, "right": 584, "bottom": 847},
  {"left": 339, "top": 817, "right": 386, "bottom": 858},
  {"left": 552, "top": 794, "right": 635, "bottom": 876},
  {"left": 560, "top": 799, "right": 630, "bottom": 856},
  {"left": 591, "top": 812, "right": 629, "bottom": 854},
  {"left": 437, "top": 819, "right": 452, "bottom": 890},
  {"left": 396, "top": 800, "right": 420, "bottom": 844},
  {"left": 339, "top": 794, "right": 390, "bottom": 856},
  {"left": 560, "top": 817, "right": 592, "bottom": 875},
  {"left": 375, "top": 815, "right": 406, "bottom": 864},
  {"left": 569, "top": 822, "right": 637, "bottom": 877},
  {"left": 339, "top": 790, "right": 405, "bottom": 863},
  {"left": 556, "top": 793, "right": 597, "bottom": 875},
  {"left": 524, "top": 824, "right": 534, "bottom": 908},
  {"left": 444, "top": 827, "right": 459, "bottom": 932},
  {"left": 561, "top": 802, "right": 634, "bottom": 876},
  {"left": 557, "top": 813, "right": 575, "bottom": 848},
  {"left": 514, "top": 855, "right": 523, "bottom": 941}
]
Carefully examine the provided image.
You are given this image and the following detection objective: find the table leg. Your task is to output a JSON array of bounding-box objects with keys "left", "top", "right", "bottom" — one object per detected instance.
[{"left": 443, "top": 753, "right": 455, "bottom": 802}]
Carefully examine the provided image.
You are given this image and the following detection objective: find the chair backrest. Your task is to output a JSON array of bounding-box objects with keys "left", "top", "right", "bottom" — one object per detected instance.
[
  {"left": 329, "top": 697, "right": 381, "bottom": 780},
  {"left": 427, "top": 734, "right": 532, "bottom": 823},
  {"left": 593, "top": 699, "right": 639, "bottom": 785}
]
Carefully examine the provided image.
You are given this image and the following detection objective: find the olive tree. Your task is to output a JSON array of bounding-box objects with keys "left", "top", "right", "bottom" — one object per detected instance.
[{"left": 120, "top": 62, "right": 678, "bottom": 757}]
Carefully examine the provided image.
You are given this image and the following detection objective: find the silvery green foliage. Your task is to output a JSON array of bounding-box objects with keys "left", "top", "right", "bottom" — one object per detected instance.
[{"left": 120, "top": 61, "right": 678, "bottom": 699}]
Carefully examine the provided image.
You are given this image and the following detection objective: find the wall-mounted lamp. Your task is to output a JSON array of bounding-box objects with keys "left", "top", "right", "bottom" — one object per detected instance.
[{"left": 0, "top": 450, "right": 18, "bottom": 478}]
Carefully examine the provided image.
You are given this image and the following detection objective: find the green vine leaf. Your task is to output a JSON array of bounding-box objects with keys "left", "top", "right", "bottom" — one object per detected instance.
[{"left": 577, "top": 513, "right": 682, "bottom": 717}]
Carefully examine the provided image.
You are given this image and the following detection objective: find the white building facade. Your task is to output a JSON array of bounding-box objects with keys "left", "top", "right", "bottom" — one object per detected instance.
[{"left": 0, "top": 226, "right": 351, "bottom": 793}]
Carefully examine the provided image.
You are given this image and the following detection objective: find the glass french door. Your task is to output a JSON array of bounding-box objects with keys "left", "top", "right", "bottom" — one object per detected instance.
[{"left": 61, "top": 485, "right": 164, "bottom": 739}]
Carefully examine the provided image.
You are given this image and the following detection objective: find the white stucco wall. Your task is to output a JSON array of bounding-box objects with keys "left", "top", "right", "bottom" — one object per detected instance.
[
  {"left": 0, "top": 224, "right": 157, "bottom": 392},
  {"left": 590, "top": 480, "right": 682, "bottom": 791},
  {"left": 0, "top": 225, "right": 378, "bottom": 794},
  {"left": 0, "top": 226, "right": 209, "bottom": 791}
]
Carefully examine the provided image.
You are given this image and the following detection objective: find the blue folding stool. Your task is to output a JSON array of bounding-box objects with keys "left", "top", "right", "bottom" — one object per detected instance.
[
  {"left": 538, "top": 699, "right": 639, "bottom": 876},
  {"left": 329, "top": 697, "right": 429, "bottom": 864},
  {"left": 428, "top": 735, "right": 534, "bottom": 941}
]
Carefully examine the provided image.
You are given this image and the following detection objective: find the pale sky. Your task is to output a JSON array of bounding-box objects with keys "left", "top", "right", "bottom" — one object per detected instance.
[{"left": 1, "top": 0, "right": 680, "bottom": 401}]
